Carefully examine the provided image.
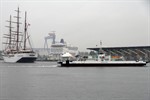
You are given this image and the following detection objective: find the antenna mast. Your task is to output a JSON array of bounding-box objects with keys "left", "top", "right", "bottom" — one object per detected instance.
[{"left": 99, "top": 40, "right": 103, "bottom": 54}]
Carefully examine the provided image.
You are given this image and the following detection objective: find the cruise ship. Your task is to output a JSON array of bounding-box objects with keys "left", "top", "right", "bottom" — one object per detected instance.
[{"left": 43, "top": 32, "right": 78, "bottom": 61}]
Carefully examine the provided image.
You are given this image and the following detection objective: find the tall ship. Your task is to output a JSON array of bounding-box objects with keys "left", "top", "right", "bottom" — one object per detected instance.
[
  {"left": 2, "top": 7, "right": 37, "bottom": 63},
  {"left": 44, "top": 32, "right": 78, "bottom": 61}
]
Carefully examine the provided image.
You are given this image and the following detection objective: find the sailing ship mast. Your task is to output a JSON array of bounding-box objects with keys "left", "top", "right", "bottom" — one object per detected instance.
[
  {"left": 24, "top": 11, "right": 27, "bottom": 50},
  {"left": 23, "top": 11, "right": 33, "bottom": 51},
  {"left": 3, "top": 15, "right": 13, "bottom": 51},
  {"left": 13, "top": 7, "right": 21, "bottom": 52},
  {"left": 2, "top": 7, "right": 37, "bottom": 63},
  {"left": 4, "top": 7, "right": 29, "bottom": 52},
  {"left": 8, "top": 15, "right": 12, "bottom": 48}
]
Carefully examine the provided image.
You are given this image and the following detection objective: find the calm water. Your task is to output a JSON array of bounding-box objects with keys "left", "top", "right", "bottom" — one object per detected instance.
[{"left": 0, "top": 61, "right": 149, "bottom": 100}]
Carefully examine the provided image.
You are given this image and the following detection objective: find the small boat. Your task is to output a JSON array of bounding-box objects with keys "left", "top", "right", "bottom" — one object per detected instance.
[{"left": 2, "top": 7, "right": 37, "bottom": 63}]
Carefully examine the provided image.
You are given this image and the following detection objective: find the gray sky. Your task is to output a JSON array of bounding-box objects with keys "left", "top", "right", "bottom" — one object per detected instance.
[{"left": 0, "top": 0, "right": 150, "bottom": 51}]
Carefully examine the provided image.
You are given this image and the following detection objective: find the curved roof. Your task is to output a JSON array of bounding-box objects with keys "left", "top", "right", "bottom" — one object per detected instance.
[{"left": 87, "top": 46, "right": 150, "bottom": 51}]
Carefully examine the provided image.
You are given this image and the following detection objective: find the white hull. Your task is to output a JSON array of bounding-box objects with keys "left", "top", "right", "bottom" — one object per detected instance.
[
  {"left": 58, "top": 60, "right": 147, "bottom": 67},
  {"left": 71, "top": 60, "right": 146, "bottom": 64},
  {"left": 3, "top": 53, "right": 37, "bottom": 63}
]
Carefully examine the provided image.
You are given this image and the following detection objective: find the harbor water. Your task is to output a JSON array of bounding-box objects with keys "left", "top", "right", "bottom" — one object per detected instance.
[{"left": 0, "top": 61, "right": 149, "bottom": 100}]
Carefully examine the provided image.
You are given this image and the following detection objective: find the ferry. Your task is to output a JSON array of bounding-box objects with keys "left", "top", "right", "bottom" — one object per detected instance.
[
  {"left": 58, "top": 52, "right": 147, "bottom": 67},
  {"left": 58, "top": 43, "right": 147, "bottom": 67}
]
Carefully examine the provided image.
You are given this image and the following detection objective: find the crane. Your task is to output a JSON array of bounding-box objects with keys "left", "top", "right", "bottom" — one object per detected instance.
[{"left": 44, "top": 31, "right": 56, "bottom": 54}]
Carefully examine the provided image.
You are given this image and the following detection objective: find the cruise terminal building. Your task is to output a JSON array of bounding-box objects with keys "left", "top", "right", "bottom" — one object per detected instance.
[{"left": 87, "top": 46, "right": 150, "bottom": 61}]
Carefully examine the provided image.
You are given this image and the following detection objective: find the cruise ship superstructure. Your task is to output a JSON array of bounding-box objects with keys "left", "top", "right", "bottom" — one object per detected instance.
[{"left": 44, "top": 32, "right": 78, "bottom": 61}]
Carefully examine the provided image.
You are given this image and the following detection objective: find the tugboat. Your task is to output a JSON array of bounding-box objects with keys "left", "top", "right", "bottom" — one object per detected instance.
[
  {"left": 58, "top": 42, "right": 147, "bottom": 67},
  {"left": 2, "top": 7, "right": 37, "bottom": 63}
]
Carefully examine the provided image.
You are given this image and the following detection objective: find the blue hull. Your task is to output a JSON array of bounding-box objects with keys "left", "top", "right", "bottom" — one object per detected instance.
[{"left": 17, "top": 57, "right": 37, "bottom": 63}]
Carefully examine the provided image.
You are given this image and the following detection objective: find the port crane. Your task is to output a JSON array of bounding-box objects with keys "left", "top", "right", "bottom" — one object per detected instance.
[{"left": 44, "top": 31, "right": 56, "bottom": 54}]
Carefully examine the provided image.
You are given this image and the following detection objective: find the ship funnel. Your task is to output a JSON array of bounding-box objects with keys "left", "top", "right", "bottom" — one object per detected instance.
[{"left": 60, "top": 38, "right": 64, "bottom": 44}]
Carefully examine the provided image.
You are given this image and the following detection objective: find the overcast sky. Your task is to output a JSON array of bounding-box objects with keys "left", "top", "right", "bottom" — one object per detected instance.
[{"left": 0, "top": 0, "right": 150, "bottom": 51}]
